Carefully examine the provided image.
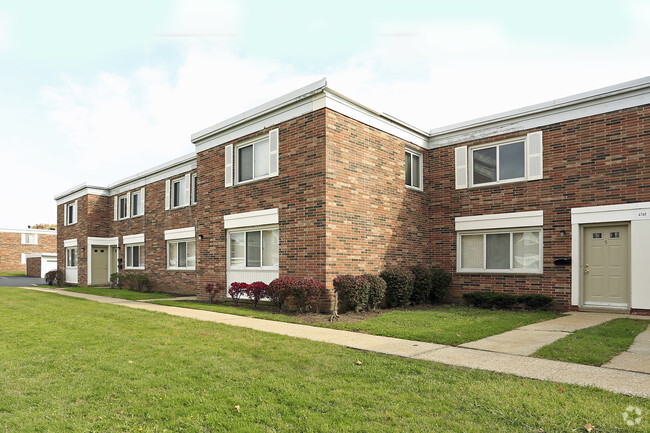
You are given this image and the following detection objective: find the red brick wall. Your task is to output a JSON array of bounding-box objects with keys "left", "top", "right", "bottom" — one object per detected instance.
[
  {"left": 431, "top": 104, "right": 650, "bottom": 308},
  {"left": 26, "top": 257, "right": 41, "bottom": 277},
  {"left": 325, "top": 109, "right": 430, "bottom": 288},
  {"left": 195, "top": 110, "right": 327, "bottom": 301},
  {"left": 0, "top": 231, "right": 57, "bottom": 273},
  {"left": 58, "top": 196, "right": 90, "bottom": 284}
]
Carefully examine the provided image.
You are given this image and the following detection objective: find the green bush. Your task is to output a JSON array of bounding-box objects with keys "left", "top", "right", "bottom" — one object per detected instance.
[
  {"left": 292, "top": 278, "right": 326, "bottom": 313},
  {"left": 333, "top": 275, "right": 370, "bottom": 313},
  {"left": 45, "top": 269, "right": 64, "bottom": 287},
  {"left": 380, "top": 267, "right": 414, "bottom": 308},
  {"left": 267, "top": 277, "right": 297, "bottom": 311},
  {"left": 363, "top": 274, "right": 387, "bottom": 310},
  {"left": 409, "top": 265, "right": 431, "bottom": 305},
  {"left": 491, "top": 293, "right": 519, "bottom": 309},
  {"left": 518, "top": 294, "right": 553, "bottom": 309},
  {"left": 429, "top": 267, "right": 452, "bottom": 303},
  {"left": 109, "top": 272, "right": 122, "bottom": 288},
  {"left": 119, "top": 273, "right": 152, "bottom": 293}
]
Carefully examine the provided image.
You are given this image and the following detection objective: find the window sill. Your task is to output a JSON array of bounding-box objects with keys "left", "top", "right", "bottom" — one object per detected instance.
[
  {"left": 456, "top": 269, "right": 543, "bottom": 275},
  {"left": 167, "top": 267, "right": 196, "bottom": 271},
  {"left": 405, "top": 185, "right": 423, "bottom": 192},
  {"left": 233, "top": 173, "right": 278, "bottom": 188},
  {"left": 125, "top": 267, "right": 145, "bottom": 270},
  {"left": 227, "top": 267, "right": 279, "bottom": 271},
  {"left": 468, "top": 177, "right": 534, "bottom": 189},
  {"left": 170, "top": 204, "right": 189, "bottom": 210}
]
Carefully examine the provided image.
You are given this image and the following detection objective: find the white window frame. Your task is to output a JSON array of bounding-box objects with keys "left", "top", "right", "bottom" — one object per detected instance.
[
  {"left": 457, "top": 228, "right": 543, "bottom": 274},
  {"left": 171, "top": 178, "right": 185, "bottom": 208},
  {"left": 131, "top": 191, "right": 143, "bottom": 217},
  {"left": 405, "top": 148, "right": 423, "bottom": 191},
  {"left": 21, "top": 233, "right": 38, "bottom": 245},
  {"left": 227, "top": 225, "right": 279, "bottom": 270},
  {"left": 118, "top": 194, "right": 129, "bottom": 220},
  {"left": 65, "top": 200, "right": 78, "bottom": 225},
  {"left": 235, "top": 136, "right": 271, "bottom": 185},
  {"left": 469, "top": 137, "right": 527, "bottom": 187},
  {"left": 191, "top": 173, "right": 198, "bottom": 205},
  {"left": 167, "top": 239, "right": 196, "bottom": 270},
  {"left": 125, "top": 243, "right": 144, "bottom": 269},
  {"left": 66, "top": 247, "right": 78, "bottom": 268}
]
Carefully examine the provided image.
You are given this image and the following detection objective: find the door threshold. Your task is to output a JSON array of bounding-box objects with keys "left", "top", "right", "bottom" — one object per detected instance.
[{"left": 579, "top": 306, "right": 630, "bottom": 314}]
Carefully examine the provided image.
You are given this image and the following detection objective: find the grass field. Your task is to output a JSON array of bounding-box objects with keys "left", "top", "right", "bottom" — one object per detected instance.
[
  {"left": 1, "top": 287, "right": 645, "bottom": 432},
  {"left": 153, "top": 300, "right": 560, "bottom": 345},
  {"left": 0, "top": 271, "right": 25, "bottom": 277},
  {"left": 63, "top": 286, "right": 177, "bottom": 300},
  {"left": 534, "top": 318, "right": 648, "bottom": 365}
]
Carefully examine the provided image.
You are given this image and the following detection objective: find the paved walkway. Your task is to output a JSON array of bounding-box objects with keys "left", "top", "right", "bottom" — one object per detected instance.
[{"left": 16, "top": 286, "right": 650, "bottom": 398}]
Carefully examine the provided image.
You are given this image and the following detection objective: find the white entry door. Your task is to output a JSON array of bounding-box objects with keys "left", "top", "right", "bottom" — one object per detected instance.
[{"left": 582, "top": 225, "right": 629, "bottom": 307}]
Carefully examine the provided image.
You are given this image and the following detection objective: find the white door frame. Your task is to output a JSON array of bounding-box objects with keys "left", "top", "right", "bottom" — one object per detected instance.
[{"left": 87, "top": 237, "right": 119, "bottom": 285}]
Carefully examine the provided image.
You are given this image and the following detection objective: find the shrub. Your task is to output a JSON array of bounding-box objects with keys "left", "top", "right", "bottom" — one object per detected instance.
[
  {"left": 410, "top": 265, "right": 431, "bottom": 305},
  {"left": 121, "top": 273, "right": 152, "bottom": 292},
  {"left": 462, "top": 291, "right": 493, "bottom": 308},
  {"left": 363, "top": 274, "right": 386, "bottom": 311},
  {"left": 463, "top": 291, "right": 532, "bottom": 309},
  {"left": 518, "top": 294, "right": 554, "bottom": 309},
  {"left": 245, "top": 281, "right": 268, "bottom": 308},
  {"left": 380, "top": 267, "right": 414, "bottom": 308},
  {"left": 333, "top": 275, "right": 369, "bottom": 313},
  {"left": 45, "top": 269, "right": 64, "bottom": 287},
  {"left": 109, "top": 272, "right": 121, "bottom": 288},
  {"left": 205, "top": 282, "right": 226, "bottom": 304},
  {"left": 228, "top": 282, "right": 248, "bottom": 306},
  {"left": 267, "top": 277, "right": 297, "bottom": 310},
  {"left": 491, "top": 292, "right": 519, "bottom": 309},
  {"left": 293, "top": 278, "right": 326, "bottom": 313},
  {"left": 429, "top": 267, "right": 452, "bottom": 303}
]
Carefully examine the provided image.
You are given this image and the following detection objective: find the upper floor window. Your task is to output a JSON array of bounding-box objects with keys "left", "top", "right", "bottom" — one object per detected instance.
[
  {"left": 118, "top": 195, "right": 129, "bottom": 219},
  {"left": 192, "top": 174, "right": 198, "bottom": 204},
  {"left": 64, "top": 201, "right": 77, "bottom": 226},
  {"left": 454, "top": 131, "right": 543, "bottom": 189},
  {"left": 172, "top": 178, "right": 186, "bottom": 208},
  {"left": 131, "top": 191, "right": 143, "bottom": 216},
  {"left": 21, "top": 233, "right": 38, "bottom": 245},
  {"left": 114, "top": 188, "right": 145, "bottom": 221},
  {"left": 405, "top": 149, "right": 422, "bottom": 190},
  {"left": 225, "top": 129, "right": 279, "bottom": 187}
]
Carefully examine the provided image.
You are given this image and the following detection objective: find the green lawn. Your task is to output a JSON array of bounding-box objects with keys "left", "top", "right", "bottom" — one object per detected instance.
[
  {"left": 63, "top": 286, "right": 177, "bottom": 300},
  {"left": 0, "top": 271, "right": 25, "bottom": 277},
  {"left": 533, "top": 318, "right": 649, "bottom": 366},
  {"left": 0, "top": 287, "right": 646, "bottom": 432},
  {"left": 153, "top": 301, "right": 560, "bottom": 345}
]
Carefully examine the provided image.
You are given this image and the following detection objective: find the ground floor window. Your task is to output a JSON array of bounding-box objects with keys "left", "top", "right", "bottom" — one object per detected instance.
[
  {"left": 66, "top": 247, "right": 77, "bottom": 268},
  {"left": 167, "top": 239, "right": 195, "bottom": 270},
  {"left": 458, "top": 229, "right": 541, "bottom": 273},
  {"left": 228, "top": 227, "right": 279, "bottom": 269},
  {"left": 126, "top": 244, "right": 144, "bottom": 269}
]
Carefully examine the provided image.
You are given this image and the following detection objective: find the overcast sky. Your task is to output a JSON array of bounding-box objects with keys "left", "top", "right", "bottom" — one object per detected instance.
[{"left": 1, "top": 0, "right": 649, "bottom": 228}]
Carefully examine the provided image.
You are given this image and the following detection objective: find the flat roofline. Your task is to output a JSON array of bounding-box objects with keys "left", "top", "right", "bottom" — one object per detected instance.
[
  {"left": 107, "top": 152, "right": 196, "bottom": 189},
  {"left": 429, "top": 76, "right": 650, "bottom": 136},
  {"left": 53, "top": 183, "right": 108, "bottom": 201}
]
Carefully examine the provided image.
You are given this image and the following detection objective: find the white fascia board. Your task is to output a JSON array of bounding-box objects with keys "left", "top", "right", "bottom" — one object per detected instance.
[
  {"left": 455, "top": 210, "right": 543, "bottom": 231},
  {"left": 428, "top": 76, "right": 650, "bottom": 148},
  {"left": 224, "top": 208, "right": 279, "bottom": 229},
  {"left": 571, "top": 201, "right": 650, "bottom": 224},
  {"left": 63, "top": 238, "right": 78, "bottom": 247},
  {"left": 24, "top": 253, "right": 57, "bottom": 259},
  {"left": 0, "top": 228, "right": 57, "bottom": 235},
  {"left": 192, "top": 79, "right": 328, "bottom": 144},
  {"left": 164, "top": 226, "right": 196, "bottom": 241},
  {"left": 123, "top": 233, "right": 145, "bottom": 244},
  {"left": 108, "top": 152, "right": 197, "bottom": 195},
  {"left": 54, "top": 183, "right": 110, "bottom": 205},
  {"left": 88, "top": 236, "right": 119, "bottom": 246}
]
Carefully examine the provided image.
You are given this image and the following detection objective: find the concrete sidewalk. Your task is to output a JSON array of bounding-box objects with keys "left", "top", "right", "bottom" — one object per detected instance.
[{"left": 16, "top": 286, "right": 650, "bottom": 398}]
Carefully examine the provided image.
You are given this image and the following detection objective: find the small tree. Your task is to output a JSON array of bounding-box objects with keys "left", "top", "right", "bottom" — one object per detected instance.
[{"left": 205, "top": 282, "right": 226, "bottom": 304}]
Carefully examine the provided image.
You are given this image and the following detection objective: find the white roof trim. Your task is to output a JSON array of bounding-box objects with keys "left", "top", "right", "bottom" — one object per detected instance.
[
  {"left": 123, "top": 233, "right": 145, "bottom": 244},
  {"left": 24, "top": 253, "right": 57, "bottom": 259},
  {"left": 54, "top": 183, "right": 110, "bottom": 204},
  {"left": 88, "top": 236, "right": 119, "bottom": 246},
  {"left": 224, "top": 208, "right": 279, "bottom": 229},
  {"left": 456, "top": 210, "right": 544, "bottom": 231},
  {"left": 63, "top": 238, "right": 77, "bottom": 247},
  {"left": 0, "top": 228, "right": 57, "bottom": 235},
  {"left": 164, "top": 226, "right": 196, "bottom": 241},
  {"left": 571, "top": 201, "right": 650, "bottom": 224}
]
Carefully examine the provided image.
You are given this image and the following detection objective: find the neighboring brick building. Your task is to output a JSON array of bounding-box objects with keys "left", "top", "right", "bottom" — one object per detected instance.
[
  {"left": 0, "top": 228, "right": 57, "bottom": 274},
  {"left": 55, "top": 77, "right": 650, "bottom": 314}
]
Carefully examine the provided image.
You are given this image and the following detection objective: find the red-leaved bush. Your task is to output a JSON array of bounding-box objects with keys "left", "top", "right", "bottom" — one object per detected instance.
[
  {"left": 205, "top": 282, "right": 226, "bottom": 304},
  {"left": 266, "top": 277, "right": 296, "bottom": 310},
  {"left": 293, "top": 278, "right": 326, "bottom": 313},
  {"left": 228, "top": 282, "right": 249, "bottom": 305},
  {"left": 245, "top": 281, "right": 268, "bottom": 308}
]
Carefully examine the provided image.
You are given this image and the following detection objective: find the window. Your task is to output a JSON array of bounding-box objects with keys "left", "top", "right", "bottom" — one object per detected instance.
[
  {"left": 22, "top": 233, "right": 38, "bottom": 245},
  {"left": 192, "top": 174, "right": 198, "bottom": 204},
  {"left": 471, "top": 140, "right": 525, "bottom": 185},
  {"left": 131, "top": 191, "right": 142, "bottom": 217},
  {"left": 118, "top": 195, "right": 129, "bottom": 219},
  {"left": 228, "top": 227, "right": 279, "bottom": 269},
  {"left": 65, "top": 201, "right": 77, "bottom": 225},
  {"left": 66, "top": 247, "right": 77, "bottom": 268},
  {"left": 237, "top": 138, "right": 270, "bottom": 183},
  {"left": 126, "top": 244, "right": 144, "bottom": 269},
  {"left": 459, "top": 229, "right": 541, "bottom": 273},
  {"left": 167, "top": 239, "right": 195, "bottom": 269},
  {"left": 405, "top": 149, "right": 422, "bottom": 190},
  {"left": 172, "top": 178, "right": 186, "bottom": 208}
]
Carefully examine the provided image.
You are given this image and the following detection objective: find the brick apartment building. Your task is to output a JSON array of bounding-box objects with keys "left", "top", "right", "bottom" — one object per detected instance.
[
  {"left": 55, "top": 77, "right": 650, "bottom": 314},
  {"left": 0, "top": 228, "right": 57, "bottom": 275}
]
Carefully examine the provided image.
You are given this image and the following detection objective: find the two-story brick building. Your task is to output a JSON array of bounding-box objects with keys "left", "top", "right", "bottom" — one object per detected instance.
[
  {"left": 0, "top": 227, "right": 57, "bottom": 275},
  {"left": 55, "top": 77, "right": 650, "bottom": 314}
]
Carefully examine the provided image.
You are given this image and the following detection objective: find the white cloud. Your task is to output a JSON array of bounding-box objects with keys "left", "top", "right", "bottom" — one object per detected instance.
[{"left": 0, "top": 13, "right": 12, "bottom": 50}]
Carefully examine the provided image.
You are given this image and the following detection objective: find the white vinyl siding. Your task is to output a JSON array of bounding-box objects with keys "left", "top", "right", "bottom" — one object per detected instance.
[
  {"left": 405, "top": 148, "right": 422, "bottom": 190},
  {"left": 455, "top": 131, "right": 543, "bottom": 189},
  {"left": 458, "top": 229, "right": 542, "bottom": 273}
]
